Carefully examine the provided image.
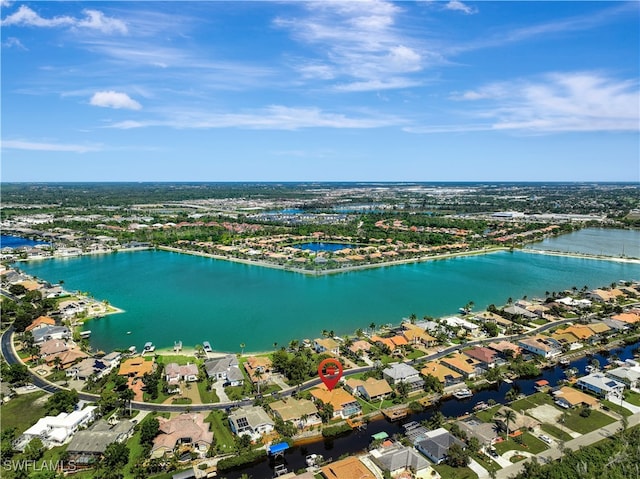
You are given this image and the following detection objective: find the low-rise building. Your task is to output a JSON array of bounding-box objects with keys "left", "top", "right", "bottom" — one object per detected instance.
[
  {"left": 441, "top": 352, "right": 481, "bottom": 379},
  {"left": 228, "top": 406, "right": 274, "bottom": 441},
  {"left": 164, "top": 363, "right": 199, "bottom": 385},
  {"left": 518, "top": 335, "right": 562, "bottom": 358},
  {"left": 415, "top": 427, "right": 465, "bottom": 464},
  {"left": 152, "top": 413, "right": 213, "bottom": 458},
  {"left": 203, "top": 355, "right": 244, "bottom": 386},
  {"left": 310, "top": 386, "right": 361, "bottom": 419},
  {"left": 314, "top": 338, "right": 340, "bottom": 355},
  {"left": 320, "top": 456, "right": 376, "bottom": 479},
  {"left": 370, "top": 443, "right": 432, "bottom": 477},
  {"left": 344, "top": 377, "right": 392, "bottom": 402},
  {"left": 463, "top": 346, "right": 498, "bottom": 369},
  {"left": 66, "top": 419, "right": 135, "bottom": 465},
  {"left": 576, "top": 373, "right": 626, "bottom": 399},
  {"left": 118, "top": 357, "right": 155, "bottom": 378},
  {"left": 19, "top": 406, "right": 97, "bottom": 449},
  {"left": 269, "top": 397, "right": 320, "bottom": 429},
  {"left": 553, "top": 386, "right": 600, "bottom": 409},
  {"left": 382, "top": 363, "right": 424, "bottom": 392},
  {"left": 606, "top": 360, "right": 640, "bottom": 389},
  {"left": 421, "top": 361, "right": 463, "bottom": 386}
]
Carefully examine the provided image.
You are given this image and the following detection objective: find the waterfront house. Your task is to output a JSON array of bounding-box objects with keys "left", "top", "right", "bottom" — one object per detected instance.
[
  {"left": 606, "top": 360, "right": 640, "bottom": 389},
  {"left": 576, "top": 373, "right": 625, "bottom": 399},
  {"left": 228, "top": 406, "right": 274, "bottom": 441},
  {"left": 610, "top": 312, "right": 640, "bottom": 325},
  {"left": 47, "top": 349, "right": 89, "bottom": 369},
  {"left": 314, "top": 338, "right": 340, "bottom": 355},
  {"left": 32, "top": 325, "right": 71, "bottom": 344},
  {"left": 463, "top": 346, "right": 498, "bottom": 369},
  {"left": 320, "top": 456, "right": 376, "bottom": 479},
  {"left": 589, "top": 289, "right": 625, "bottom": 302},
  {"left": 553, "top": 386, "right": 600, "bottom": 409},
  {"left": 487, "top": 340, "right": 521, "bottom": 358},
  {"left": 268, "top": 397, "right": 320, "bottom": 429},
  {"left": 474, "top": 311, "right": 513, "bottom": 329},
  {"left": 518, "top": 335, "right": 562, "bottom": 358},
  {"left": 66, "top": 419, "right": 135, "bottom": 465},
  {"left": 369, "top": 443, "right": 431, "bottom": 477},
  {"left": 401, "top": 324, "right": 438, "bottom": 347},
  {"left": 67, "top": 357, "right": 112, "bottom": 380},
  {"left": 382, "top": 363, "right": 424, "bottom": 392},
  {"left": 165, "top": 363, "right": 199, "bottom": 385},
  {"left": 344, "top": 377, "right": 393, "bottom": 402},
  {"left": 244, "top": 356, "right": 272, "bottom": 385},
  {"left": 442, "top": 316, "right": 481, "bottom": 338},
  {"left": 118, "top": 357, "right": 155, "bottom": 378},
  {"left": 203, "top": 355, "right": 244, "bottom": 386},
  {"left": 19, "top": 406, "right": 97, "bottom": 450},
  {"left": 493, "top": 407, "right": 540, "bottom": 433},
  {"left": 310, "top": 385, "right": 362, "bottom": 419},
  {"left": 415, "top": 428, "right": 465, "bottom": 464},
  {"left": 348, "top": 340, "right": 372, "bottom": 356},
  {"left": 441, "top": 352, "right": 481, "bottom": 379},
  {"left": 151, "top": 413, "right": 213, "bottom": 458},
  {"left": 25, "top": 315, "right": 56, "bottom": 332},
  {"left": 371, "top": 334, "right": 408, "bottom": 351},
  {"left": 420, "top": 361, "right": 463, "bottom": 387},
  {"left": 457, "top": 417, "right": 498, "bottom": 445}
]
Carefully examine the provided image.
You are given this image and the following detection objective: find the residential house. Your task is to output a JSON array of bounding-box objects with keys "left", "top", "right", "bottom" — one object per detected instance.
[
  {"left": 518, "top": 335, "right": 562, "bottom": 358},
  {"left": 269, "top": 397, "right": 320, "bottom": 429},
  {"left": 32, "top": 325, "right": 71, "bottom": 344},
  {"left": 610, "top": 312, "right": 640, "bottom": 325},
  {"left": 371, "top": 334, "right": 408, "bottom": 351},
  {"left": 314, "top": 338, "right": 340, "bottom": 355},
  {"left": 415, "top": 427, "right": 465, "bottom": 464},
  {"left": 474, "top": 311, "right": 513, "bottom": 329},
  {"left": 66, "top": 419, "right": 135, "bottom": 465},
  {"left": 39, "top": 339, "right": 69, "bottom": 360},
  {"left": 25, "top": 315, "right": 56, "bottom": 332},
  {"left": 204, "top": 355, "right": 244, "bottom": 386},
  {"left": 402, "top": 323, "right": 438, "bottom": 347},
  {"left": 165, "top": 363, "right": 199, "bottom": 385},
  {"left": 19, "top": 406, "right": 97, "bottom": 449},
  {"left": 553, "top": 386, "right": 600, "bottom": 409},
  {"left": 487, "top": 340, "right": 521, "bottom": 358},
  {"left": 441, "top": 352, "right": 481, "bottom": 379},
  {"left": 320, "top": 456, "right": 376, "bottom": 479},
  {"left": 457, "top": 417, "right": 498, "bottom": 446},
  {"left": 151, "top": 413, "right": 213, "bottom": 458},
  {"left": 606, "top": 360, "right": 640, "bottom": 389},
  {"left": 370, "top": 443, "right": 431, "bottom": 477},
  {"left": 421, "top": 361, "right": 463, "bottom": 387},
  {"left": 244, "top": 356, "right": 272, "bottom": 384},
  {"left": 382, "top": 363, "right": 424, "bottom": 392},
  {"left": 503, "top": 305, "right": 538, "bottom": 320},
  {"left": 46, "top": 349, "right": 89, "bottom": 369},
  {"left": 348, "top": 340, "right": 372, "bottom": 356},
  {"left": 67, "top": 356, "right": 117, "bottom": 380},
  {"left": 442, "top": 316, "right": 481, "bottom": 338},
  {"left": 589, "top": 289, "right": 625, "bottom": 302},
  {"left": 493, "top": 407, "right": 540, "bottom": 433},
  {"left": 310, "top": 385, "right": 362, "bottom": 419},
  {"left": 463, "top": 347, "right": 498, "bottom": 369},
  {"left": 344, "top": 377, "right": 392, "bottom": 402},
  {"left": 576, "top": 373, "right": 625, "bottom": 399},
  {"left": 118, "top": 357, "right": 155, "bottom": 378},
  {"left": 228, "top": 406, "right": 275, "bottom": 441}
]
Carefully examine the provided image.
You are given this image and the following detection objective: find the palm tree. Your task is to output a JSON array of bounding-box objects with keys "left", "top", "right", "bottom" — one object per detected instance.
[
  {"left": 273, "top": 342, "right": 278, "bottom": 351},
  {"left": 497, "top": 408, "right": 517, "bottom": 438},
  {"left": 355, "top": 328, "right": 364, "bottom": 338},
  {"left": 369, "top": 322, "right": 376, "bottom": 334},
  {"left": 253, "top": 369, "right": 264, "bottom": 395},
  {"left": 239, "top": 342, "right": 245, "bottom": 356},
  {"left": 120, "top": 387, "right": 135, "bottom": 416},
  {"left": 409, "top": 313, "right": 417, "bottom": 324}
]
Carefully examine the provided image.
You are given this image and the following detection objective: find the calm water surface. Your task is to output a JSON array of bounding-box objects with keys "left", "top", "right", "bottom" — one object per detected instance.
[
  {"left": 526, "top": 228, "right": 640, "bottom": 258},
  {"left": 18, "top": 248, "right": 640, "bottom": 353}
]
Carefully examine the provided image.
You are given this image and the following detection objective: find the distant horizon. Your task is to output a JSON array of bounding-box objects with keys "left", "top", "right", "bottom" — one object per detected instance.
[
  {"left": 2, "top": 1, "right": 638, "bottom": 182},
  {"left": 1, "top": 180, "right": 638, "bottom": 185}
]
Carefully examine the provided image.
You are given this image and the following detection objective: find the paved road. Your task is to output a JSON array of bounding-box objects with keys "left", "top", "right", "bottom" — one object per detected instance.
[
  {"left": 495, "top": 411, "right": 640, "bottom": 479},
  {"left": 0, "top": 316, "right": 579, "bottom": 413}
]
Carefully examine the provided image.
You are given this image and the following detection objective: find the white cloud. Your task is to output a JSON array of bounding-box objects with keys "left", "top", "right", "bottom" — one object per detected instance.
[
  {"left": 90, "top": 91, "right": 142, "bottom": 110},
  {"left": 442, "top": 72, "right": 640, "bottom": 133},
  {"left": 107, "top": 105, "right": 403, "bottom": 130},
  {"left": 2, "top": 36, "right": 26, "bottom": 49},
  {"left": 444, "top": 1, "right": 477, "bottom": 15},
  {"left": 1, "top": 5, "right": 127, "bottom": 34},
  {"left": 2, "top": 139, "right": 99, "bottom": 153},
  {"left": 275, "top": 0, "right": 431, "bottom": 91}
]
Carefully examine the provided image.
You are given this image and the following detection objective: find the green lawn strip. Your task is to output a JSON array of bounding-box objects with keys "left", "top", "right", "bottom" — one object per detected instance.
[
  {"left": 204, "top": 410, "right": 236, "bottom": 453},
  {"left": 156, "top": 355, "right": 201, "bottom": 366},
  {"left": 472, "top": 452, "right": 502, "bottom": 472},
  {"left": 356, "top": 397, "right": 395, "bottom": 415},
  {"left": 406, "top": 350, "right": 425, "bottom": 360},
  {"left": 509, "top": 392, "right": 553, "bottom": 411},
  {"left": 493, "top": 432, "right": 548, "bottom": 455},
  {"left": 602, "top": 399, "right": 633, "bottom": 417},
  {"left": 197, "top": 381, "right": 219, "bottom": 403},
  {"left": 562, "top": 409, "right": 615, "bottom": 434},
  {"left": 144, "top": 389, "right": 171, "bottom": 404},
  {"left": 540, "top": 423, "right": 573, "bottom": 442},
  {"left": 123, "top": 430, "right": 145, "bottom": 478},
  {"left": 474, "top": 405, "right": 501, "bottom": 423},
  {"left": 623, "top": 390, "right": 640, "bottom": 406},
  {"left": 0, "top": 391, "right": 47, "bottom": 434},
  {"left": 433, "top": 464, "right": 478, "bottom": 479}
]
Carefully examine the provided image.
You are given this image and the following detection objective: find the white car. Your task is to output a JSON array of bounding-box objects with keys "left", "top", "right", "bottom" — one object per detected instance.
[{"left": 539, "top": 435, "right": 552, "bottom": 445}]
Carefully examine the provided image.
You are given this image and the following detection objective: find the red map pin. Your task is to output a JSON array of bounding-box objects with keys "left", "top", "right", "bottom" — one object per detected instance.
[{"left": 318, "top": 358, "right": 343, "bottom": 391}]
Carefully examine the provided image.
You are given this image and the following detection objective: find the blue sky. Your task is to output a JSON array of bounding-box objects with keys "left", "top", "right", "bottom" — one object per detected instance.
[{"left": 1, "top": 1, "right": 638, "bottom": 182}]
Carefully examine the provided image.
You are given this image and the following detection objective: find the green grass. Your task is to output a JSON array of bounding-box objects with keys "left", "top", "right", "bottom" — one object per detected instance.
[
  {"left": 156, "top": 355, "right": 201, "bottom": 366},
  {"left": 474, "top": 405, "right": 501, "bottom": 423},
  {"left": 624, "top": 390, "right": 640, "bottom": 407},
  {"left": 540, "top": 423, "right": 573, "bottom": 442},
  {"left": 197, "top": 381, "right": 219, "bottom": 403},
  {"left": 204, "top": 410, "right": 236, "bottom": 453},
  {"left": 493, "top": 432, "right": 548, "bottom": 455},
  {"left": 406, "top": 350, "right": 425, "bottom": 360},
  {"left": 562, "top": 408, "right": 616, "bottom": 434},
  {"left": 602, "top": 399, "right": 634, "bottom": 417},
  {"left": 356, "top": 397, "right": 394, "bottom": 414},
  {"left": 509, "top": 392, "right": 553, "bottom": 411},
  {"left": 432, "top": 464, "right": 478, "bottom": 479},
  {"left": 0, "top": 390, "right": 47, "bottom": 434},
  {"left": 472, "top": 452, "right": 502, "bottom": 472},
  {"left": 123, "top": 429, "right": 146, "bottom": 479}
]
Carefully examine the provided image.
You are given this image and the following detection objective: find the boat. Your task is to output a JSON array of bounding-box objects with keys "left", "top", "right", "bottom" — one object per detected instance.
[
  {"left": 79, "top": 330, "right": 91, "bottom": 338},
  {"left": 560, "top": 358, "right": 570, "bottom": 366},
  {"left": 564, "top": 367, "right": 579, "bottom": 378},
  {"left": 473, "top": 401, "right": 489, "bottom": 411},
  {"left": 306, "top": 454, "right": 323, "bottom": 467},
  {"left": 126, "top": 331, "right": 131, "bottom": 335},
  {"left": 453, "top": 388, "right": 473, "bottom": 399},
  {"left": 585, "top": 365, "right": 599, "bottom": 373},
  {"left": 143, "top": 342, "right": 155, "bottom": 353},
  {"left": 203, "top": 341, "right": 212, "bottom": 353}
]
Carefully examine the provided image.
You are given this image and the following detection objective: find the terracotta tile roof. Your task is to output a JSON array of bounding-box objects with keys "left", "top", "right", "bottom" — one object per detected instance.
[
  {"left": 26, "top": 316, "right": 56, "bottom": 332},
  {"left": 320, "top": 456, "right": 376, "bottom": 479},
  {"left": 118, "top": 357, "right": 155, "bottom": 378},
  {"left": 554, "top": 386, "right": 599, "bottom": 408},
  {"left": 310, "top": 385, "right": 358, "bottom": 413},
  {"left": 463, "top": 346, "right": 498, "bottom": 364},
  {"left": 421, "top": 361, "right": 462, "bottom": 383},
  {"left": 441, "top": 353, "right": 480, "bottom": 375},
  {"left": 611, "top": 313, "right": 640, "bottom": 324}
]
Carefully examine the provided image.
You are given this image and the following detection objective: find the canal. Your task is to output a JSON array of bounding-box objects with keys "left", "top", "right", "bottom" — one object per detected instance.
[{"left": 225, "top": 341, "right": 639, "bottom": 479}]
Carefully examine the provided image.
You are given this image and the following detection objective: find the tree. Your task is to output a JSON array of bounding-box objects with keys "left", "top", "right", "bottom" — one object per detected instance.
[
  {"left": 497, "top": 408, "right": 517, "bottom": 437},
  {"left": 119, "top": 387, "right": 135, "bottom": 415},
  {"left": 395, "top": 381, "right": 409, "bottom": 401},
  {"left": 369, "top": 322, "right": 376, "bottom": 334},
  {"left": 253, "top": 369, "right": 264, "bottom": 395},
  {"left": 45, "top": 389, "right": 78, "bottom": 415},
  {"left": 426, "top": 411, "right": 445, "bottom": 429},
  {"left": 24, "top": 437, "right": 44, "bottom": 461},
  {"left": 445, "top": 443, "right": 470, "bottom": 467},
  {"left": 102, "top": 441, "right": 129, "bottom": 469},
  {"left": 239, "top": 343, "right": 246, "bottom": 355},
  {"left": 319, "top": 403, "right": 334, "bottom": 423},
  {"left": 140, "top": 417, "right": 160, "bottom": 446}
]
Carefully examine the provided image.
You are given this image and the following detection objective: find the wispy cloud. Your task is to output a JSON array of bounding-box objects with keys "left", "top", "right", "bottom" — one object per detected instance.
[
  {"left": 90, "top": 91, "right": 142, "bottom": 110},
  {"left": 2, "top": 139, "right": 100, "bottom": 153},
  {"left": 2, "top": 36, "right": 26, "bottom": 49},
  {"left": 1, "top": 5, "right": 127, "bottom": 34},
  {"left": 106, "top": 105, "right": 403, "bottom": 130},
  {"left": 274, "top": 0, "right": 434, "bottom": 91},
  {"left": 416, "top": 72, "right": 640, "bottom": 133},
  {"left": 444, "top": 1, "right": 477, "bottom": 15}
]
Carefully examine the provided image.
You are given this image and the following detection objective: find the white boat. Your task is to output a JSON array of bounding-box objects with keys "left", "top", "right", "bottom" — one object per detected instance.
[
  {"left": 143, "top": 342, "right": 155, "bottom": 353},
  {"left": 560, "top": 358, "right": 570, "bottom": 366},
  {"left": 203, "top": 341, "right": 212, "bottom": 353},
  {"left": 306, "top": 454, "right": 323, "bottom": 467},
  {"left": 453, "top": 388, "right": 473, "bottom": 399}
]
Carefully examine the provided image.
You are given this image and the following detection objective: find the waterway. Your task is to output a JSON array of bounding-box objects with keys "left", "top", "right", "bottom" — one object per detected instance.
[
  {"left": 526, "top": 228, "right": 640, "bottom": 258},
  {"left": 17, "top": 248, "right": 640, "bottom": 354},
  {"left": 226, "top": 341, "right": 640, "bottom": 479},
  {"left": 293, "top": 242, "right": 353, "bottom": 253},
  {"left": 0, "top": 234, "right": 49, "bottom": 248}
]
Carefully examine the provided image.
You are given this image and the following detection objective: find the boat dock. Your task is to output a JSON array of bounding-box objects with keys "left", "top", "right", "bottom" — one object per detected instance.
[{"left": 382, "top": 405, "right": 409, "bottom": 421}]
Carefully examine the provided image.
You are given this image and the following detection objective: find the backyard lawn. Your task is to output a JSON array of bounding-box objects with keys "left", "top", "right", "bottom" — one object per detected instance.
[
  {"left": 509, "top": 392, "right": 553, "bottom": 411},
  {"left": 494, "top": 431, "right": 548, "bottom": 455},
  {"left": 204, "top": 410, "right": 236, "bottom": 453},
  {"left": 197, "top": 381, "right": 220, "bottom": 403},
  {"left": 562, "top": 408, "right": 616, "bottom": 434},
  {"left": 433, "top": 464, "right": 478, "bottom": 479},
  {"left": 540, "top": 423, "right": 573, "bottom": 442},
  {"left": 0, "top": 390, "right": 47, "bottom": 434}
]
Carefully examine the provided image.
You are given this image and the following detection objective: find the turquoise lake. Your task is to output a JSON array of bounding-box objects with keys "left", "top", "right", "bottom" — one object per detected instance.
[
  {"left": 18, "top": 245, "right": 640, "bottom": 354},
  {"left": 525, "top": 228, "right": 640, "bottom": 258}
]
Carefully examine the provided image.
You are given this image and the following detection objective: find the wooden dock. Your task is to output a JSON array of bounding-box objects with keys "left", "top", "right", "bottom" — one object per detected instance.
[{"left": 382, "top": 405, "right": 409, "bottom": 421}]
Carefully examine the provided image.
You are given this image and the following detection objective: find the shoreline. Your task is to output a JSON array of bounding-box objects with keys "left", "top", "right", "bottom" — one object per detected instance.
[{"left": 521, "top": 248, "right": 640, "bottom": 264}]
